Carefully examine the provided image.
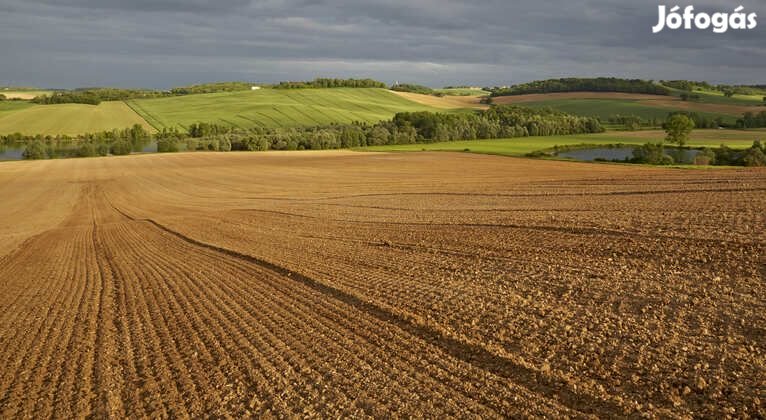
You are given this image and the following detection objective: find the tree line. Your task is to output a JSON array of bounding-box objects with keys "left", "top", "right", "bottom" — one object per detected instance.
[
  {"left": 169, "top": 82, "right": 256, "bottom": 95},
  {"left": 32, "top": 83, "right": 261, "bottom": 104},
  {"left": 273, "top": 78, "right": 387, "bottom": 89},
  {"left": 31, "top": 88, "right": 171, "bottom": 105},
  {"left": 10, "top": 125, "right": 153, "bottom": 159},
  {"left": 630, "top": 142, "right": 765, "bottom": 167},
  {"left": 31, "top": 91, "right": 103, "bottom": 105},
  {"left": 606, "top": 115, "right": 662, "bottom": 130},
  {"left": 488, "top": 78, "right": 670, "bottom": 97},
  {"left": 183, "top": 105, "right": 603, "bottom": 151},
  {"left": 604, "top": 111, "right": 722, "bottom": 130},
  {"left": 28, "top": 79, "right": 393, "bottom": 105},
  {"left": 7, "top": 105, "right": 603, "bottom": 159},
  {"left": 661, "top": 80, "right": 766, "bottom": 97},
  {"left": 390, "top": 84, "right": 436, "bottom": 95},
  {"left": 737, "top": 111, "right": 766, "bottom": 128}
]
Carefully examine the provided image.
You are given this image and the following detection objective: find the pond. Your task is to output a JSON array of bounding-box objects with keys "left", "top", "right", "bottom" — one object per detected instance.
[
  {"left": 0, "top": 142, "right": 161, "bottom": 161},
  {"left": 0, "top": 147, "right": 24, "bottom": 161},
  {"left": 556, "top": 146, "right": 700, "bottom": 163}
]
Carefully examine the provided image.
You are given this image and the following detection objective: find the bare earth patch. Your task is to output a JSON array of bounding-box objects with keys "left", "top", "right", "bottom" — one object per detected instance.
[{"left": 0, "top": 151, "right": 764, "bottom": 418}]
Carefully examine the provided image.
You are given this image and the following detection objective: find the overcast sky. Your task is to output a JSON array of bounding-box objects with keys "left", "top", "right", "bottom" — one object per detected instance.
[{"left": 0, "top": 0, "right": 763, "bottom": 88}]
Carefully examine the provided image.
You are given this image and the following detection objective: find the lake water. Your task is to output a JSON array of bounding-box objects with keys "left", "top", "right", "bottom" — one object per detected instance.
[
  {"left": 0, "top": 142, "right": 160, "bottom": 161},
  {"left": 142, "top": 142, "right": 158, "bottom": 153},
  {"left": 0, "top": 147, "right": 24, "bottom": 161},
  {"left": 557, "top": 146, "right": 700, "bottom": 163}
]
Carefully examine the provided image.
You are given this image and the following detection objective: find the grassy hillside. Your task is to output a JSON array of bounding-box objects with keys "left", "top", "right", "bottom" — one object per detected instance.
[
  {"left": 0, "top": 101, "right": 34, "bottom": 116},
  {"left": 515, "top": 98, "right": 738, "bottom": 124},
  {"left": 127, "top": 88, "right": 440, "bottom": 130},
  {"left": 0, "top": 102, "right": 154, "bottom": 136},
  {"left": 362, "top": 129, "right": 762, "bottom": 157}
]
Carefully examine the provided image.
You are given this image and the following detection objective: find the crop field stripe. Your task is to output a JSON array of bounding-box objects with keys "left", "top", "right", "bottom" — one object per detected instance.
[
  {"left": 269, "top": 105, "right": 308, "bottom": 126},
  {"left": 281, "top": 90, "right": 313, "bottom": 106},
  {"left": 2, "top": 153, "right": 763, "bottom": 417},
  {"left": 123, "top": 100, "right": 159, "bottom": 131},
  {"left": 0, "top": 179, "right": 597, "bottom": 417},
  {"left": 235, "top": 114, "right": 267, "bottom": 128},
  {"left": 282, "top": 105, "right": 326, "bottom": 126},
  {"left": 307, "top": 104, "right": 354, "bottom": 124},
  {"left": 286, "top": 91, "right": 355, "bottom": 121},
  {"left": 118, "top": 88, "right": 441, "bottom": 131},
  {"left": 251, "top": 111, "right": 284, "bottom": 128},
  {"left": 289, "top": 90, "right": 338, "bottom": 110},
  {"left": 101, "top": 194, "right": 508, "bottom": 415},
  {"left": 288, "top": 93, "right": 360, "bottom": 123},
  {"left": 130, "top": 99, "right": 166, "bottom": 130},
  {"left": 218, "top": 117, "right": 244, "bottom": 129},
  {"left": 304, "top": 94, "right": 375, "bottom": 120},
  {"left": 253, "top": 110, "right": 283, "bottom": 127},
  {"left": 101, "top": 194, "right": 621, "bottom": 417},
  {"left": 269, "top": 106, "right": 315, "bottom": 126},
  {"left": 291, "top": 105, "right": 331, "bottom": 125}
]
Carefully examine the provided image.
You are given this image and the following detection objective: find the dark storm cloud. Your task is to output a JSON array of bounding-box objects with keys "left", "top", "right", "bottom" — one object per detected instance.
[{"left": 0, "top": 0, "right": 763, "bottom": 88}]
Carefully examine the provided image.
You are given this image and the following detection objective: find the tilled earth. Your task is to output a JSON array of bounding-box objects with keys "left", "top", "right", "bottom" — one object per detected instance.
[{"left": 0, "top": 151, "right": 764, "bottom": 418}]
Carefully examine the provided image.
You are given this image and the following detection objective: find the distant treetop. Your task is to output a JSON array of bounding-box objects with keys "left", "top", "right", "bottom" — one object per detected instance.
[
  {"left": 660, "top": 80, "right": 766, "bottom": 96},
  {"left": 169, "top": 81, "right": 256, "bottom": 95},
  {"left": 273, "top": 78, "right": 387, "bottom": 89},
  {"left": 488, "top": 77, "right": 670, "bottom": 97},
  {"left": 389, "top": 83, "right": 435, "bottom": 95}
]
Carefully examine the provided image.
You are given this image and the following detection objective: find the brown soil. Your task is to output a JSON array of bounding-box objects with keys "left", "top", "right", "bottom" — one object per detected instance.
[
  {"left": 0, "top": 151, "right": 764, "bottom": 418},
  {"left": 493, "top": 92, "right": 760, "bottom": 116}
]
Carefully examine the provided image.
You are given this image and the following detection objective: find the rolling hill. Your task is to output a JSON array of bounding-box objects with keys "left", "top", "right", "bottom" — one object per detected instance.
[
  {"left": 1, "top": 83, "right": 763, "bottom": 137},
  {"left": 126, "top": 88, "right": 440, "bottom": 131},
  {"left": 0, "top": 101, "right": 154, "bottom": 136},
  {"left": 0, "top": 88, "right": 443, "bottom": 136},
  {"left": 491, "top": 92, "right": 759, "bottom": 125}
]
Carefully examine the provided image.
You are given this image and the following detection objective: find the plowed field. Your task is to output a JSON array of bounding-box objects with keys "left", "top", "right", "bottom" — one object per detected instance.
[{"left": 0, "top": 151, "right": 764, "bottom": 418}]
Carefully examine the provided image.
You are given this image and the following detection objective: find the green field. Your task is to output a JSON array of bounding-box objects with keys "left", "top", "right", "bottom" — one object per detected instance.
[
  {"left": 127, "top": 88, "right": 440, "bottom": 130},
  {"left": 2, "top": 85, "right": 761, "bottom": 137},
  {"left": 0, "top": 101, "right": 34, "bottom": 116},
  {"left": 0, "top": 102, "right": 154, "bottom": 136},
  {"left": 361, "top": 129, "right": 762, "bottom": 157},
  {"left": 665, "top": 87, "right": 766, "bottom": 106},
  {"left": 516, "top": 98, "right": 739, "bottom": 124}
]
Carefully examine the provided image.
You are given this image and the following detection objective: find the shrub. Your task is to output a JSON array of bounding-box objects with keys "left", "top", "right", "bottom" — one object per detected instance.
[
  {"left": 76, "top": 143, "right": 97, "bottom": 157},
  {"left": 95, "top": 143, "right": 109, "bottom": 156},
  {"left": 185, "top": 139, "right": 198, "bottom": 151},
  {"left": 664, "top": 114, "right": 695, "bottom": 147},
  {"left": 693, "top": 148, "right": 716, "bottom": 165},
  {"left": 219, "top": 137, "right": 232, "bottom": 152},
  {"left": 157, "top": 139, "right": 179, "bottom": 153},
  {"left": 632, "top": 143, "right": 674, "bottom": 165},
  {"left": 241, "top": 136, "right": 269, "bottom": 151},
  {"left": 23, "top": 141, "right": 48, "bottom": 160},
  {"left": 390, "top": 83, "right": 435, "bottom": 95},
  {"left": 110, "top": 140, "right": 132, "bottom": 155},
  {"left": 741, "top": 147, "right": 766, "bottom": 167}
]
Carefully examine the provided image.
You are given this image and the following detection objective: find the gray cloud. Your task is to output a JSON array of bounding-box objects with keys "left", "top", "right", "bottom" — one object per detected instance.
[{"left": 0, "top": 0, "right": 763, "bottom": 88}]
